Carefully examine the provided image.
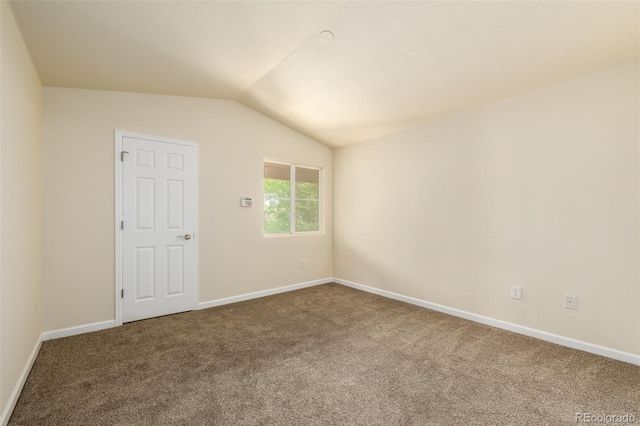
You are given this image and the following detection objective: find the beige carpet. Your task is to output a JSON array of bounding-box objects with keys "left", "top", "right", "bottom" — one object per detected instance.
[{"left": 9, "top": 283, "right": 639, "bottom": 425}]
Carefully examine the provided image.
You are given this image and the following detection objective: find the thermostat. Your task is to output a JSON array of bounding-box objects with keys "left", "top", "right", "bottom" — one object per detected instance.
[{"left": 241, "top": 197, "right": 253, "bottom": 207}]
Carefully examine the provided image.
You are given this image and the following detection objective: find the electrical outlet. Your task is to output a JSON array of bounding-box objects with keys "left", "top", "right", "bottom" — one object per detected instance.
[
  {"left": 511, "top": 286, "right": 522, "bottom": 300},
  {"left": 300, "top": 259, "right": 306, "bottom": 269},
  {"left": 565, "top": 295, "right": 577, "bottom": 310}
]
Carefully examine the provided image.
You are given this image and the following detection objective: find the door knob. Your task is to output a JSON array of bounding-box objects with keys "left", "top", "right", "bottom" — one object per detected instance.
[{"left": 178, "top": 234, "right": 192, "bottom": 240}]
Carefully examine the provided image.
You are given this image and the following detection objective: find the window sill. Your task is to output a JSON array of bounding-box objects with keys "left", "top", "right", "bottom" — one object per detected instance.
[{"left": 264, "top": 231, "right": 323, "bottom": 239}]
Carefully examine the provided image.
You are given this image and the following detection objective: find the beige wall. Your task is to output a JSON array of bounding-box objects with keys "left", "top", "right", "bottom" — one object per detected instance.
[
  {"left": 334, "top": 62, "right": 640, "bottom": 355},
  {"left": 0, "top": 0, "right": 43, "bottom": 416},
  {"left": 42, "top": 88, "right": 333, "bottom": 331}
]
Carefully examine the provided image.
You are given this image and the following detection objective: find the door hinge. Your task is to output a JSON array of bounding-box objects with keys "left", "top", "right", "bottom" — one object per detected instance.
[
  {"left": 121, "top": 151, "right": 129, "bottom": 162},
  {"left": 121, "top": 220, "right": 124, "bottom": 230},
  {"left": 121, "top": 289, "right": 124, "bottom": 298}
]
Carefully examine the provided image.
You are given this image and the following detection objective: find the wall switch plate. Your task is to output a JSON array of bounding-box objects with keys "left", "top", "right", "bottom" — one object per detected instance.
[
  {"left": 565, "top": 295, "right": 577, "bottom": 310},
  {"left": 300, "top": 259, "right": 306, "bottom": 268},
  {"left": 240, "top": 197, "right": 252, "bottom": 207},
  {"left": 511, "top": 286, "right": 522, "bottom": 300}
]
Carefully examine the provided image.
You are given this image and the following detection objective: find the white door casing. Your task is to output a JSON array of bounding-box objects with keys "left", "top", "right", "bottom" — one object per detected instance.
[{"left": 115, "top": 131, "right": 198, "bottom": 324}]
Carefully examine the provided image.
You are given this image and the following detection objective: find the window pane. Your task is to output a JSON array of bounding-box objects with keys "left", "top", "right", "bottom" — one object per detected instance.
[
  {"left": 295, "top": 167, "right": 319, "bottom": 232},
  {"left": 296, "top": 167, "right": 319, "bottom": 185},
  {"left": 295, "top": 200, "right": 319, "bottom": 232},
  {"left": 264, "top": 162, "right": 291, "bottom": 181},
  {"left": 264, "top": 163, "right": 291, "bottom": 234},
  {"left": 264, "top": 197, "right": 290, "bottom": 233},
  {"left": 295, "top": 167, "right": 319, "bottom": 200},
  {"left": 295, "top": 181, "right": 319, "bottom": 200}
]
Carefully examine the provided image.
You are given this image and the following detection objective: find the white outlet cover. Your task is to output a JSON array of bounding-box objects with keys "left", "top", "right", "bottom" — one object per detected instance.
[
  {"left": 511, "top": 286, "right": 522, "bottom": 300},
  {"left": 565, "top": 295, "right": 577, "bottom": 310}
]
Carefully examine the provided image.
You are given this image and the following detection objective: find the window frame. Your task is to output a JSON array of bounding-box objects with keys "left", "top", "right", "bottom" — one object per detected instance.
[{"left": 263, "top": 159, "right": 323, "bottom": 237}]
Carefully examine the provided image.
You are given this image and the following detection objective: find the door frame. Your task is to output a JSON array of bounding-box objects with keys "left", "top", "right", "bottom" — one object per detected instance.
[{"left": 114, "top": 129, "right": 199, "bottom": 326}]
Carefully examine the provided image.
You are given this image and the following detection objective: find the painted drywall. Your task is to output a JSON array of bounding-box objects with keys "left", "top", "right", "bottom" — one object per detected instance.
[
  {"left": 42, "top": 88, "right": 333, "bottom": 331},
  {"left": 334, "top": 62, "right": 640, "bottom": 355},
  {"left": 0, "top": 0, "right": 43, "bottom": 416},
  {"left": 10, "top": 1, "right": 639, "bottom": 147}
]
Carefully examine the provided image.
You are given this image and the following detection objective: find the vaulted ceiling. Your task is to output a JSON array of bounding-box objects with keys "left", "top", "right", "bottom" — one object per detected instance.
[{"left": 9, "top": 1, "right": 639, "bottom": 147}]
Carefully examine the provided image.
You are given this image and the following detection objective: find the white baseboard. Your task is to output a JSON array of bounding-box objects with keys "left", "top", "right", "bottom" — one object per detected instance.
[
  {"left": 1, "top": 335, "right": 42, "bottom": 426},
  {"left": 333, "top": 277, "right": 640, "bottom": 366},
  {"left": 43, "top": 278, "right": 335, "bottom": 340},
  {"left": 3, "top": 277, "right": 636, "bottom": 425},
  {"left": 42, "top": 319, "right": 116, "bottom": 341},
  {"left": 197, "top": 277, "right": 333, "bottom": 310}
]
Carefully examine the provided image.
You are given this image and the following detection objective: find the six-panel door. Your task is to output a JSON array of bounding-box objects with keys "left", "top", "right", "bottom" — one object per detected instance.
[{"left": 122, "top": 136, "right": 196, "bottom": 322}]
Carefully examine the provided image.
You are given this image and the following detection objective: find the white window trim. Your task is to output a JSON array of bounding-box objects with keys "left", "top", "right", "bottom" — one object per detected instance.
[{"left": 264, "top": 158, "right": 323, "bottom": 237}]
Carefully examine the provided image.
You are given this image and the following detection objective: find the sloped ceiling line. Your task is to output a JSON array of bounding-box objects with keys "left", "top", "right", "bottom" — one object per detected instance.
[{"left": 9, "top": 0, "right": 639, "bottom": 147}]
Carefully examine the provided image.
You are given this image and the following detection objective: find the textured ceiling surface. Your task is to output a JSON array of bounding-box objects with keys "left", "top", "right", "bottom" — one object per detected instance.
[{"left": 9, "top": 1, "right": 639, "bottom": 147}]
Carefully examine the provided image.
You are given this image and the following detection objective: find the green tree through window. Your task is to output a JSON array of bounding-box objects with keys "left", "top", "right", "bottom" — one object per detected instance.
[{"left": 264, "top": 162, "right": 320, "bottom": 234}]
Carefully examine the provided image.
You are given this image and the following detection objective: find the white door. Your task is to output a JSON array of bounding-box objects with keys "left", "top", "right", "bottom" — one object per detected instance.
[{"left": 121, "top": 134, "right": 197, "bottom": 323}]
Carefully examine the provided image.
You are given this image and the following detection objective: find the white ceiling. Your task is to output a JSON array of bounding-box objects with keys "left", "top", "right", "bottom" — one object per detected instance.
[{"left": 9, "top": 1, "right": 639, "bottom": 147}]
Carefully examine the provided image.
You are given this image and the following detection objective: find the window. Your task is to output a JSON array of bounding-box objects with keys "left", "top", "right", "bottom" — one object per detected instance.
[{"left": 264, "top": 161, "right": 321, "bottom": 235}]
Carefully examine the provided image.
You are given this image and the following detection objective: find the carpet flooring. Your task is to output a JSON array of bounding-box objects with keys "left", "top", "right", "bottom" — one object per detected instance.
[{"left": 9, "top": 283, "right": 640, "bottom": 425}]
